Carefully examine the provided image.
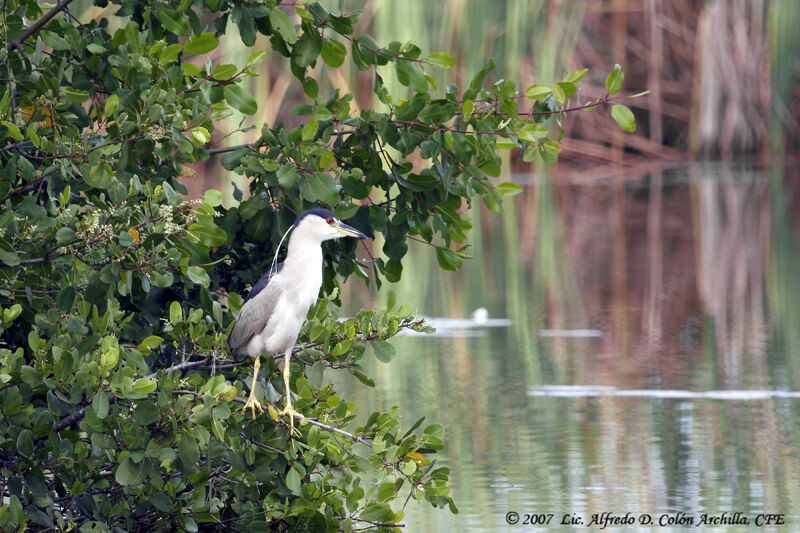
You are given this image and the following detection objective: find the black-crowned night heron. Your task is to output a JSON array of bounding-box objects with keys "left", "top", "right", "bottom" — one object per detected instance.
[{"left": 227, "top": 208, "right": 367, "bottom": 431}]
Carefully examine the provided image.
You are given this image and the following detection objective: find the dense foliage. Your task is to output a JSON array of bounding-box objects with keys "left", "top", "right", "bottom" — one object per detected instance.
[{"left": 0, "top": 0, "right": 632, "bottom": 530}]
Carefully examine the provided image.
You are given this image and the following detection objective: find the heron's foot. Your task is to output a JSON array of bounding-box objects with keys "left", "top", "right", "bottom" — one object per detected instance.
[
  {"left": 278, "top": 404, "right": 304, "bottom": 434},
  {"left": 241, "top": 392, "right": 265, "bottom": 420}
]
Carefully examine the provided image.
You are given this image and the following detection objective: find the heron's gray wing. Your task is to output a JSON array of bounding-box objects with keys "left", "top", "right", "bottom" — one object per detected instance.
[
  {"left": 227, "top": 266, "right": 282, "bottom": 354},
  {"left": 242, "top": 262, "right": 283, "bottom": 304}
]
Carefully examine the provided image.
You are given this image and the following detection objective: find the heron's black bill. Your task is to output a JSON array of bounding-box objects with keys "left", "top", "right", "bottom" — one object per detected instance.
[{"left": 337, "top": 222, "right": 368, "bottom": 239}]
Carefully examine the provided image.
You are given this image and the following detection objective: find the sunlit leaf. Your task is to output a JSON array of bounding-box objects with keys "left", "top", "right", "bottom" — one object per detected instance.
[
  {"left": 185, "top": 32, "right": 218, "bottom": 55},
  {"left": 496, "top": 182, "right": 523, "bottom": 196},
  {"left": 550, "top": 83, "right": 566, "bottom": 104},
  {"left": 427, "top": 52, "right": 455, "bottom": 68},
  {"left": 606, "top": 63, "right": 624, "bottom": 94},
  {"left": 611, "top": 104, "right": 636, "bottom": 132}
]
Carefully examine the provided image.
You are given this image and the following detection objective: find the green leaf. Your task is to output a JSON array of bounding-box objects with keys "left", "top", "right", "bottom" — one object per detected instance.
[
  {"left": 395, "top": 61, "right": 428, "bottom": 92},
  {"left": 185, "top": 32, "right": 218, "bottom": 55},
  {"left": 158, "top": 9, "right": 190, "bottom": 36},
  {"left": 277, "top": 164, "right": 300, "bottom": 187},
  {"left": 137, "top": 335, "right": 164, "bottom": 352},
  {"left": 496, "top": 182, "right": 523, "bottom": 196},
  {"left": 568, "top": 68, "right": 589, "bottom": 83},
  {"left": 220, "top": 148, "right": 249, "bottom": 170},
  {"left": 550, "top": 83, "right": 566, "bottom": 104},
  {"left": 436, "top": 246, "right": 461, "bottom": 271},
  {"left": 246, "top": 50, "right": 267, "bottom": 67},
  {"left": 104, "top": 94, "right": 119, "bottom": 117},
  {"left": 286, "top": 467, "right": 301, "bottom": 493},
  {"left": 427, "top": 52, "right": 455, "bottom": 68},
  {"left": 359, "top": 503, "right": 393, "bottom": 523},
  {"left": 100, "top": 338, "right": 119, "bottom": 369},
  {"left": 92, "top": 390, "right": 110, "bottom": 419},
  {"left": 525, "top": 84, "right": 551, "bottom": 100},
  {"left": 150, "top": 493, "right": 172, "bottom": 512},
  {"left": 351, "top": 368, "right": 375, "bottom": 387},
  {"left": 16, "top": 429, "right": 34, "bottom": 456},
  {"left": 85, "top": 162, "right": 113, "bottom": 189},
  {"left": 301, "top": 119, "right": 319, "bottom": 141},
  {"left": 402, "top": 459, "right": 417, "bottom": 475},
  {"left": 371, "top": 340, "right": 396, "bottom": 363},
  {"left": 321, "top": 39, "right": 346, "bottom": 67},
  {"left": 211, "top": 63, "right": 238, "bottom": 80},
  {"left": 353, "top": 34, "right": 384, "bottom": 65},
  {"left": 115, "top": 457, "right": 145, "bottom": 485},
  {"left": 302, "top": 77, "right": 319, "bottom": 99},
  {"left": 378, "top": 481, "right": 397, "bottom": 501},
  {"left": 308, "top": 360, "right": 325, "bottom": 389},
  {"left": 135, "top": 400, "right": 159, "bottom": 425},
  {"left": 203, "top": 189, "right": 223, "bottom": 207},
  {"left": 542, "top": 140, "right": 562, "bottom": 154},
  {"left": 186, "top": 265, "right": 210, "bottom": 287},
  {"left": 151, "top": 271, "right": 174, "bottom": 288},
  {"left": 555, "top": 82, "right": 576, "bottom": 99},
  {"left": 462, "top": 99, "right": 474, "bottom": 120},
  {"left": 133, "top": 378, "right": 158, "bottom": 394},
  {"left": 494, "top": 136, "right": 517, "bottom": 150},
  {"left": 56, "top": 286, "right": 76, "bottom": 311},
  {"left": 606, "top": 63, "right": 624, "bottom": 94},
  {"left": 611, "top": 104, "right": 636, "bottom": 132},
  {"left": 158, "top": 43, "right": 183, "bottom": 64},
  {"left": 516, "top": 123, "right": 548, "bottom": 143},
  {"left": 293, "top": 32, "right": 322, "bottom": 68},
  {"left": 3, "top": 303, "right": 22, "bottom": 323},
  {"left": 211, "top": 417, "right": 225, "bottom": 442},
  {"left": 170, "top": 301, "right": 183, "bottom": 324},
  {"left": 224, "top": 84, "right": 258, "bottom": 115},
  {"left": 178, "top": 433, "right": 200, "bottom": 468},
  {"left": 270, "top": 8, "right": 297, "bottom": 44},
  {"left": 482, "top": 190, "right": 503, "bottom": 213},
  {"left": 1, "top": 121, "right": 23, "bottom": 141},
  {"left": 64, "top": 88, "right": 90, "bottom": 103},
  {"left": 182, "top": 62, "right": 202, "bottom": 76},
  {"left": 191, "top": 126, "right": 210, "bottom": 144},
  {"left": 42, "top": 31, "right": 70, "bottom": 50},
  {"left": 304, "top": 172, "right": 339, "bottom": 205},
  {"left": 187, "top": 222, "right": 228, "bottom": 247},
  {"left": 87, "top": 43, "right": 106, "bottom": 54}
]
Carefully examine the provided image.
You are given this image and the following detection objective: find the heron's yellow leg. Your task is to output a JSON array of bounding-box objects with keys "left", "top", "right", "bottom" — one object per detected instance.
[
  {"left": 242, "top": 356, "right": 265, "bottom": 420},
  {"left": 278, "top": 348, "right": 304, "bottom": 434}
]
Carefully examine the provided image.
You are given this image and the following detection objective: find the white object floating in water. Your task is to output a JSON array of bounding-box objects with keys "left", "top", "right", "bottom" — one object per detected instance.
[
  {"left": 539, "top": 329, "right": 603, "bottom": 337},
  {"left": 471, "top": 307, "right": 489, "bottom": 324},
  {"left": 527, "top": 385, "right": 800, "bottom": 400}
]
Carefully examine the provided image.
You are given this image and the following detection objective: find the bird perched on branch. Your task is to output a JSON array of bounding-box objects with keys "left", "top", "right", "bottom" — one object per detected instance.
[{"left": 227, "top": 208, "right": 367, "bottom": 432}]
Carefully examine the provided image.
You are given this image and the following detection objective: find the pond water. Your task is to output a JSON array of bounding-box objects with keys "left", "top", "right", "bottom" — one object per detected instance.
[{"left": 333, "top": 163, "right": 800, "bottom": 531}]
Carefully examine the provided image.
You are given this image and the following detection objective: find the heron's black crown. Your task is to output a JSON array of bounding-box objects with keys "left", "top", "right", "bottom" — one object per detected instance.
[{"left": 294, "top": 208, "right": 337, "bottom": 226}]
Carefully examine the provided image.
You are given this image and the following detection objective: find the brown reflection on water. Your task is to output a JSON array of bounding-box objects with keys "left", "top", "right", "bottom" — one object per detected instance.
[{"left": 502, "top": 165, "right": 799, "bottom": 393}]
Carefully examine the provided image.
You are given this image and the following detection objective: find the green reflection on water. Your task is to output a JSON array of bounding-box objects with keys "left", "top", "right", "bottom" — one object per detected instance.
[{"left": 333, "top": 164, "right": 800, "bottom": 531}]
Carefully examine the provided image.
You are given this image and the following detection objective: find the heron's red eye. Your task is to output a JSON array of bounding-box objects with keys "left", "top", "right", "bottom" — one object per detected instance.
[{"left": 326, "top": 217, "right": 334, "bottom": 225}]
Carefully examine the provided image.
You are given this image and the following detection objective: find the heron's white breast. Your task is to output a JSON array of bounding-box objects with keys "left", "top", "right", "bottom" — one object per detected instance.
[{"left": 246, "top": 246, "right": 323, "bottom": 355}]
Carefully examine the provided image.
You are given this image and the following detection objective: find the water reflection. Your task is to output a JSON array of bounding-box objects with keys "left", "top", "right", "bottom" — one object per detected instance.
[{"left": 332, "top": 163, "right": 800, "bottom": 531}]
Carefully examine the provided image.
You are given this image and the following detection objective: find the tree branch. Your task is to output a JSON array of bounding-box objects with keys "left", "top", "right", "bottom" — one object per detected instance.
[{"left": 7, "top": 0, "right": 78, "bottom": 52}]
